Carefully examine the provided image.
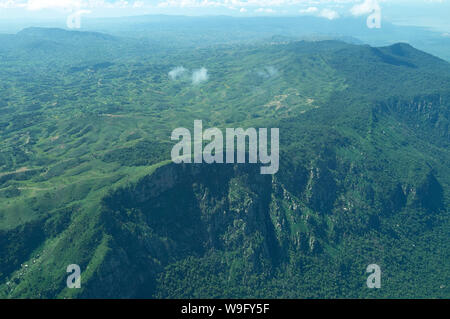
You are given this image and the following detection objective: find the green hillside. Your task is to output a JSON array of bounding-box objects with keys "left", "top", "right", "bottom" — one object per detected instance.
[{"left": 0, "top": 28, "right": 448, "bottom": 298}]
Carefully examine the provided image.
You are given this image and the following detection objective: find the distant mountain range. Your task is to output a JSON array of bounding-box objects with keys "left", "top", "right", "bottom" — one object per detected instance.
[{"left": 1, "top": 15, "right": 449, "bottom": 60}]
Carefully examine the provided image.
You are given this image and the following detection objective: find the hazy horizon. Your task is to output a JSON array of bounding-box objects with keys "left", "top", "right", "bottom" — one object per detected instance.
[{"left": 0, "top": 1, "right": 449, "bottom": 33}]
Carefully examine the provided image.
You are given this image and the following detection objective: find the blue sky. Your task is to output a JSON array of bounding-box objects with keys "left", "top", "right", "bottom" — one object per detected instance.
[{"left": 0, "top": 0, "right": 449, "bottom": 32}]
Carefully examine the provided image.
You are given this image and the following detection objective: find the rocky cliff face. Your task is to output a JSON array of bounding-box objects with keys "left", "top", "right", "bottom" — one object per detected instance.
[
  {"left": 83, "top": 161, "right": 334, "bottom": 297},
  {"left": 91, "top": 163, "right": 277, "bottom": 297},
  {"left": 73, "top": 134, "right": 447, "bottom": 297},
  {"left": 374, "top": 94, "right": 449, "bottom": 146}
]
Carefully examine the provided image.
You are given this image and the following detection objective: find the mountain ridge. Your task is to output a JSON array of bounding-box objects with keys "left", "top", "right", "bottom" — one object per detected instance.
[{"left": 0, "top": 31, "right": 448, "bottom": 298}]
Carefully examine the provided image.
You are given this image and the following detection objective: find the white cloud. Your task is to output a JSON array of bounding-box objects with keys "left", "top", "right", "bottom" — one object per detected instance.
[
  {"left": 26, "top": 0, "right": 82, "bottom": 10},
  {"left": 350, "top": 0, "right": 380, "bottom": 16},
  {"left": 299, "top": 7, "right": 318, "bottom": 14},
  {"left": 298, "top": 4, "right": 340, "bottom": 20},
  {"left": 255, "top": 7, "right": 275, "bottom": 13},
  {"left": 133, "top": 1, "right": 144, "bottom": 8},
  {"left": 319, "top": 8, "right": 339, "bottom": 20},
  {"left": 169, "top": 66, "right": 187, "bottom": 80},
  {"left": 155, "top": 1, "right": 362, "bottom": 10},
  {"left": 0, "top": 0, "right": 133, "bottom": 10},
  {"left": 350, "top": 0, "right": 382, "bottom": 28},
  {"left": 0, "top": 0, "right": 24, "bottom": 8},
  {"left": 0, "top": 0, "right": 443, "bottom": 12},
  {"left": 192, "top": 67, "right": 209, "bottom": 85}
]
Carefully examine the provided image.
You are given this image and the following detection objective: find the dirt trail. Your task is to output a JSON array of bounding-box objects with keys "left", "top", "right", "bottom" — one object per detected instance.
[{"left": 0, "top": 167, "right": 31, "bottom": 178}]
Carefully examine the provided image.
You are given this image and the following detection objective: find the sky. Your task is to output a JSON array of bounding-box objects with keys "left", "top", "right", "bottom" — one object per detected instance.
[{"left": 0, "top": 0, "right": 449, "bottom": 32}]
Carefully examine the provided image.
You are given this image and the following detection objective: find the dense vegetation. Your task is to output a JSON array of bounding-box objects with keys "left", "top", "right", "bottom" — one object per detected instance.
[{"left": 0, "top": 24, "right": 448, "bottom": 298}]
